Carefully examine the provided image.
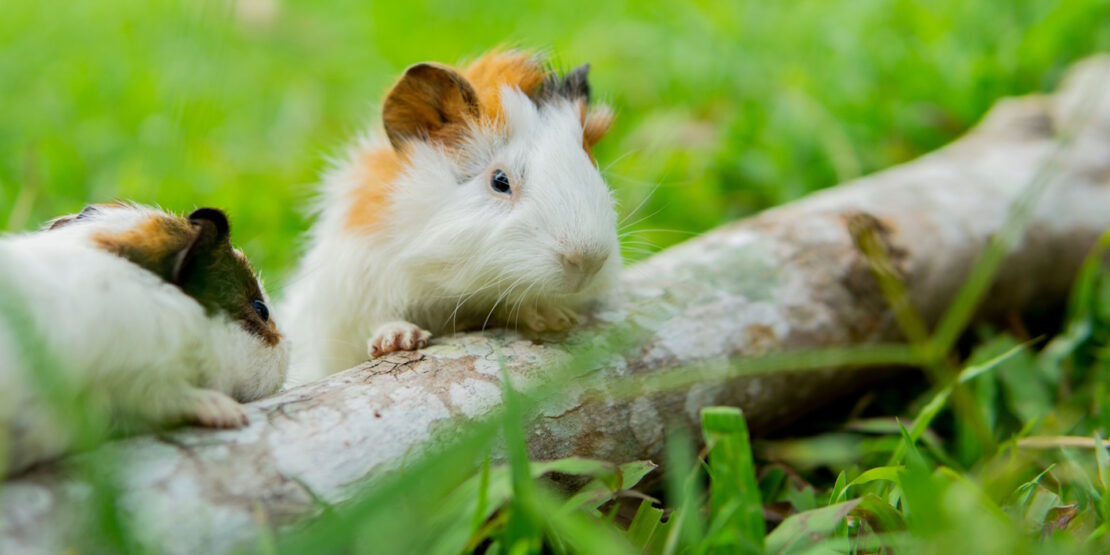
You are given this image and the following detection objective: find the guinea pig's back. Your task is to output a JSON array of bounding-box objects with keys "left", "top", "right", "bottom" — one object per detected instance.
[{"left": 0, "top": 235, "right": 209, "bottom": 391}]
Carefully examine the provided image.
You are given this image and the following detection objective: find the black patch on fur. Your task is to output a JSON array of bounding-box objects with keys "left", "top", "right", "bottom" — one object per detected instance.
[
  {"left": 187, "top": 208, "right": 230, "bottom": 240},
  {"left": 535, "top": 64, "right": 591, "bottom": 105}
]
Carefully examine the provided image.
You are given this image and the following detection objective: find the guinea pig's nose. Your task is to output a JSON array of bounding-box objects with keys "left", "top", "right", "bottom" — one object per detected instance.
[{"left": 560, "top": 251, "right": 609, "bottom": 283}]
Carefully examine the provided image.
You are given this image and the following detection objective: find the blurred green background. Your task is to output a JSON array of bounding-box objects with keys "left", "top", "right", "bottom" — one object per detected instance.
[{"left": 1, "top": 0, "right": 1108, "bottom": 288}]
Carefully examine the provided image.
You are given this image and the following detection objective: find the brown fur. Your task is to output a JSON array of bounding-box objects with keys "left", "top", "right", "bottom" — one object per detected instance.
[
  {"left": 584, "top": 104, "right": 614, "bottom": 150},
  {"left": 91, "top": 210, "right": 281, "bottom": 346},
  {"left": 382, "top": 63, "right": 480, "bottom": 149},
  {"left": 574, "top": 101, "right": 615, "bottom": 162},
  {"left": 92, "top": 215, "right": 197, "bottom": 281}
]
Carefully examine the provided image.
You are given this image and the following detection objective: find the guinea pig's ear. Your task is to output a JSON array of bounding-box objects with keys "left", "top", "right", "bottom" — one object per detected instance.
[
  {"left": 584, "top": 103, "right": 615, "bottom": 149},
  {"left": 186, "top": 208, "right": 230, "bottom": 241},
  {"left": 382, "top": 63, "right": 481, "bottom": 150},
  {"left": 171, "top": 208, "right": 231, "bottom": 285}
]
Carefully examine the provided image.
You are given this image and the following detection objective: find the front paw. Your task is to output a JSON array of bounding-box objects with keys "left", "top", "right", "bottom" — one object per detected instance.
[
  {"left": 518, "top": 304, "right": 580, "bottom": 333},
  {"left": 181, "top": 389, "right": 249, "bottom": 428},
  {"left": 368, "top": 321, "right": 432, "bottom": 358}
]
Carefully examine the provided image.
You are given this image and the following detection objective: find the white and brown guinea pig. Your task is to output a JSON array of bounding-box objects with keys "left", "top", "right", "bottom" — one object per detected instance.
[
  {"left": 282, "top": 49, "right": 620, "bottom": 384},
  {"left": 0, "top": 203, "right": 289, "bottom": 476}
]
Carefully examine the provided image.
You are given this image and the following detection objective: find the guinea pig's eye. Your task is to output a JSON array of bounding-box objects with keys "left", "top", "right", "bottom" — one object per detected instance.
[
  {"left": 252, "top": 298, "right": 269, "bottom": 322},
  {"left": 489, "top": 169, "right": 512, "bottom": 196}
]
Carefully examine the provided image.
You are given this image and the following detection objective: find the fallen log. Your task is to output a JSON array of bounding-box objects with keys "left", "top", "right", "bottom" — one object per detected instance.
[{"left": 3, "top": 56, "right": 1110, "bottom": 554}]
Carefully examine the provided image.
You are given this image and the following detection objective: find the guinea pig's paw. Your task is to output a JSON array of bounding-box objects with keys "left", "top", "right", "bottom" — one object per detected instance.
[
  {"left": 546, "top": 305, "right": 581, "bottom": 332},
  {"left": 368, "top": 321, "right": 432, "bottom": 357},
  {"left": 518, "top": 305, "right": 547, "bottom": 332},
  {"left": 182, "top": 388, "right": 249, "bottom": 429},
  {"left": 520, "top": 304, "right": 580, "bottom": 333}
]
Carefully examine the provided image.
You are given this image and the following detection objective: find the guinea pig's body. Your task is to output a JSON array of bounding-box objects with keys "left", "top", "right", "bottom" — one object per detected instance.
[
  {"left": 282, "top": 50, "right": 621, "bottom": 384},
  {"left": 0, "top": 204, "right": 288, "bottom": 476}
]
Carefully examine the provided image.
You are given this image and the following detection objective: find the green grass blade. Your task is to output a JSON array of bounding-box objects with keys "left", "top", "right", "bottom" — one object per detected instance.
[
  {"left": 619, "top": 460, "right": 658, "bottom": 490},
  {"left": 471, "top": 456, "right": 492, "bottom": 537},
  {"left": 627, "top": 499, "right": 665, "bottom": 550},
  {"left": 498, "top": 354, "right": 542, "bottom": 553},
  {"left": 847, "top": 211, "right": 930, "bottom": 348},
  {"left": 828, "top": 471, "right": 848, "bottom": 506},
  {"left": 837, "top": 466, "right": 904, "bottom": 502},
  {"left": 1066, "top": 227, "right": 1110, "bottom": 320},
  {"left": 662, "top": 428, "right": 704, "bottom": 555},
  {"left": 527, "top": 486, "right": 637, "bottom": 555},
  {"left": 888, "top": 342, "right": 1026, "bottom": 466},
  {"left": 701, "top": 407, "right": 764, "bottom": 553},
  {"left": 765, "top": 494, "right": 902, "bottom": 554}
]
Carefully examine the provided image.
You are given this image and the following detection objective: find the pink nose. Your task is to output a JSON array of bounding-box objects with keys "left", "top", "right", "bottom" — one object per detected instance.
[{"left": 559, "top": 251, "right": 608, "bottom": 289}]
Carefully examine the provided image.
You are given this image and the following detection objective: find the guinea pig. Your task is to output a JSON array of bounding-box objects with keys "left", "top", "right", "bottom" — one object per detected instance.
[
  {"left": 282, "top": 49, "right": 620, "bottom": 384},
  {"left": 0, "top": 203, "right": 288, "bottom": 476}
]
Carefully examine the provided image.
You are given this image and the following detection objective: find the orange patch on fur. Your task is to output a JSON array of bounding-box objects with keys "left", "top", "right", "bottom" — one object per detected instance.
[
  {"left": 584, "top": 104, "right": 614, "bottom": 150},
  {"left": 92, "top": 214, "right": 199, "bottom": 284},
  {"left": 345, "top": 146, "right": 403, "bottom": 233},
  {"left": 93, "top": 215, "right": 194, "bottom": 265},
  {"left": 464, "top": 50, "right": 546, "bottom": 124},
  {"left": 576, "top": 101, "right": 614, "bottom": 162}
]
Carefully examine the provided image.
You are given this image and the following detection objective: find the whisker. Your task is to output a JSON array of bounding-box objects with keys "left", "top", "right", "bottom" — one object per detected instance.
[
  {"left": 617, "top": 180, "right": 663, "bottom": 227},
  {"left": 444, "top": 273, "right": 513, "bottom": 334},
  {"left": 620, "top": 242, "right": 659, "bottom": 249},
  {"left": 601, "top": 148, "right": 640, "bottom": 175},
  {"left": 608, "top": 172, "right": 669, "bottom": 189},
  {"left": 619, "top": 228, "right": 699, "bottom": 238},
  {"left": 620, "top": 248, "right": 659, "bottom": 257},
  {"left": 619, "top": 206, "right": 668, "bottom": 232},
  {"left": 482, "top": 274, "right": 529, "bottom": 332},
  {"left": 509, "top": 282, "right": 540, "bottom": 331}
]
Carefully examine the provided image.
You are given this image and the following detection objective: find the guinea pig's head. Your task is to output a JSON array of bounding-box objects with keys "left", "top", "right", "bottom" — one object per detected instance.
[
  {"left": 376, "top": 51, "right": 620, "bottom": 314},
  {"left": 47, "top": 203, "right": 289, "bottom": 399}
]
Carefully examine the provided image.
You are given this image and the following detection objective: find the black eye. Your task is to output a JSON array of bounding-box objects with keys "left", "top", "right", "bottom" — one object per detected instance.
[
  {"left": 489, "top": 169, "right": 512, "bottom": 195},
  {"left": 252, "top": 298, "right": 269, "bottom": 322}
]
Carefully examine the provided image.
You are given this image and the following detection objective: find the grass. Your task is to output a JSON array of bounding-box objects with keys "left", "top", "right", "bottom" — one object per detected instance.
[{"left": 4, "top": 0, "right": 1110, "bottom": 553}]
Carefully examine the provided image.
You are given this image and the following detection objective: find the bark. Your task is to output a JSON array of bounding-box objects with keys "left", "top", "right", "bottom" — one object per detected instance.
[{"left": 4, "top": 56, "right": 1110, "bottom": 554}]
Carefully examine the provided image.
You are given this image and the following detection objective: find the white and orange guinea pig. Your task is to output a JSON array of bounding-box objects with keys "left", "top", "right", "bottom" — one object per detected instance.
[
  {"left": 0, "top": 203, "right": 289, "bottom": 476},
  {"left": 282, "top": 49, "right": 621, "bottom": 384}
]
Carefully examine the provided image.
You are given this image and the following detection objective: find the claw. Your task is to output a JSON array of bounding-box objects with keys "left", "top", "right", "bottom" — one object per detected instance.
[
  {"left": 519, "top": 304, "right": 582, "bottom": 333},
  {"left": 368, "top": 321, "right": 432, "bottom": 358}
]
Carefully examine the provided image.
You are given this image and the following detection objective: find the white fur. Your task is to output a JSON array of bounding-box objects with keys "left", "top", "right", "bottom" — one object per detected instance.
[
  {"left": 0, "top": 205, "right": 289, "bottom": 475},
  {"left": 283, "top": 88, "right": 621, "bottom": 384}
]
